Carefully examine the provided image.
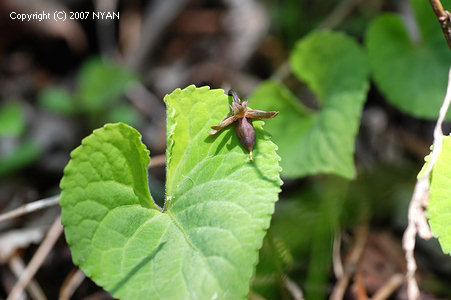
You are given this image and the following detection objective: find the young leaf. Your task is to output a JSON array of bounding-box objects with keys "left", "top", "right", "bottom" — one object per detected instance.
[
  {"left": 0, "top": 102, "right": 26, "bottom": 138},
  {"left": 0, "top": 140, "right": 40, "bottom": 176},
  {"left": 60, "top": 86, "right": 282, "bottom": 299},
  {"left": 77, "top": 58, "right": 137, "bottom": 113},
  {"left": 365, "top": 0, "right": 451, "bottom": 120},
  {"left": 38, "top": 87, "right": 75, "bottom": 115},
  {"left": 427, "top": 136, "right": 451, "bottom": 254},
  {"left": 106, "top": 103, "right": 141, "bottom": 127},
  {"left": 249, "top": 31, "right": 369, "bottom": 179}
]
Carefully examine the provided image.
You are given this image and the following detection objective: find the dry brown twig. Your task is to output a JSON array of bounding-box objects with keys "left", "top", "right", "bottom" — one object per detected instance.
[
  {"left": 0, "top": 195, "right": 60, "bottom": 223},
  {"left": 330, "top": 225, "right": 368, "bottom": 300},
  {"left": 8, "top": 254, "right": 46, "bottom": 300},
  {"left": 429, "top": 0, "right": 451, "bottom": 50},
  {"left": 59, "top": 268, "right": 86, "bottom": 300},
  {"left": 371, "top": 273, "right": 404, "bottom": 300},
  {"left": 352, "top": 272, "right": 368, "bottom": 300},
  {"left": 7, "top": 215, "right": 63, "bottom": 300}
]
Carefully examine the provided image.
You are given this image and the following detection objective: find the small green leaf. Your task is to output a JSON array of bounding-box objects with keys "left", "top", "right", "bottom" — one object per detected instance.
[
  {"left": 38, "top": 87, "right": 75, "bottom": 115},
  {"left": 77, "top": 58, "right": 137, "bottom": 113},
  {"left": 249, "top": 31, "right": 369, "bottom": 179},
  {"left": 0, "top": 102, "right": 26, "bottom": 138},
  {"left": 428, "top": 135, "right": 451, "bottom": 254},
  {"left": 60, "top": 86, "right": 282, "bottom": 299},
  {"left": 0, "top": 140, "right": 40, "bottom": 176},
  {"left": 365, "top": 0, "right": 451, "bottom": 119},
  {"left": 106, "top": 103, "right": 141, "bottom": 127}
]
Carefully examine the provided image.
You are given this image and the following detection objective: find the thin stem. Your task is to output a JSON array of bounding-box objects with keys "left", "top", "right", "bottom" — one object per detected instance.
[
  {"left": 429, "top": 0, "right": 451, "bottom": 50},
  {"left": 8, "top": 255, "right": 46, "bottom": 300},
  {"left": 59, "top": 268, "right": 86, "bottom": 300},
  {"left": 330, "top": 225, "right": 368, "bottom": 300},
  {"left": 333, "top": 231, "right": 344, "bottom": 280},
  {"left": 402, "top": 65, "right": 451, "bottom": 300},
  {"left": 317, "top": 0, "right": 363, "bottom": 30},
  {"left": 371, "top": 273, "right": 404, "bottom": 300},
  {"left": 0, "top": 195, "right": 60, "bottom": 223},
  {"left": 284, "top": 276, "right": 304, "bottom": 300}
]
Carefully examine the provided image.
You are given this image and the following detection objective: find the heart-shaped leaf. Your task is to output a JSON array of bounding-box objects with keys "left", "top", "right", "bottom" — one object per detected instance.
[
  {"left": 249, "top": 31, "right": 369, "bottom": 179},
  {"left": 365, "top": 0, "right": 451, "bottom": 119},
  {"left": 60, "top": 85, "right": 282, "bottom": 299},
  {"left": 426, "top": 136, "right": 451, "bottom": 254}
]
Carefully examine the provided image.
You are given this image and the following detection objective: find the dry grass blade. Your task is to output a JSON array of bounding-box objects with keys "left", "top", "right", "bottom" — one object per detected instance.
[
  {"left": 330, "top": 225, "right": 368, "bottom": 300},
  {"left": 7, "top": 215, "right": 63, "bottom": 300},
  {"left": 8, "top": 255, "right": 46, "bottom": 300},
  {"left": 59, "top": 268, "right": 86, "bottom": 300},
  {"left": 0, "top": 195, "right": 60, "bottom": 224},
  {"left": 371, "top": 273, "right": 404, "bottom": 300}
]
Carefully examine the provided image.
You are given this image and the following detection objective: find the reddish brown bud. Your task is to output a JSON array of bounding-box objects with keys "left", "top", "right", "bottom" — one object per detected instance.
[
  {"left": 235, "top": 117, "right": 256, "bottom": 162},
  {"left": 208, "top": 89, "right": 278, "bottom": 162}
]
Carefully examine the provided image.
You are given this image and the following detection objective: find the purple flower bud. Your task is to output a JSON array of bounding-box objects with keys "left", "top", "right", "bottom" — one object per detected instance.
[
  {"left": 209, "top": 89, "right": 278, "bottom": 162},
  {"left": 235, "top": 117, "right": 256, "bottom": 162}
]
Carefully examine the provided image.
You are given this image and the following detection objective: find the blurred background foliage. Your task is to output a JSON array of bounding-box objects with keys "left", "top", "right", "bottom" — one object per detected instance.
[{"left": 1, "top": 0, "right": 451, "bottom": 299}]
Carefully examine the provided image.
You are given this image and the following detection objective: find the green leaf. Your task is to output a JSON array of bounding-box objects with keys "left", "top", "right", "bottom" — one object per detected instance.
[
  {"left": 77, "top": 58, "right": 137, "bottom": 113},
  {"left": 249, "top": 31, "right": 369, "bottom": 179},
  {"left": 365, "top": 0, "right": 451, "bottom": 119},
  {"left": 428, "top": 135, "right": 451, "bottom": 254},
  {"left": 106, "top": 103, "right": 141, "bottom": 127},
  {"left": 0, "top": 102, "right": 26, "bottom": 138},
  {"left": 254, "top": 178, "right": 348, "bottom": 300},
  {"left": 60, "top": 86, "right": 282, "bottom": 299},
  {"left": 0, "top": 140, "right": 40, "bottom": 176},
  {"left": 38, "top": 87, "right": 75, "bottom": 115}
]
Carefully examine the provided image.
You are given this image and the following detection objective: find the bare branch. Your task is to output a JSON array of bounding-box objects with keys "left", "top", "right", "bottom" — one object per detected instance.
[{"left": 429, "top": 0, "right": 451, "bottom": 50}]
